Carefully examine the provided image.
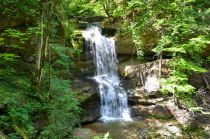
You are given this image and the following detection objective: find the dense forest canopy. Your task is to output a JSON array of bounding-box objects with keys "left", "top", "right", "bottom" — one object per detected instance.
[{"left": 0, "top": 0, "right": 210, "bottom": 138}]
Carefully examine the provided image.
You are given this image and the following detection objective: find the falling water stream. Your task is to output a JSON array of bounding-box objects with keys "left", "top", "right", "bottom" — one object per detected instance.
[{"left": 82, "top": 26, "right": 132, "bottom": 122}]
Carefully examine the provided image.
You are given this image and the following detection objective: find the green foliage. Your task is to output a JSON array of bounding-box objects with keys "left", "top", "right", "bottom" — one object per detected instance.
[
  {"left": 0, "top": 70, "right": 35, "bottom": 138},
  {"left": 160, "top": 75, "right": 194, "bottom": 94},
  {"left": 102, "top": 0, "right": 127, "bottom": 17},
  {"left": 0, "top": 26, "right": 42, "bottom": 69},
  {"left": 1, "top": 0, "right": 209, "bottom": 137},
  {"left": 0, "top": 42, "right": 81, "bottom": 138},
  {"left": 114, "top": 0, "right": 210, "bottom": 106},
  {"left": 3, "top": 29, "right": 30, "bottom": 41},
  {"left": 189, "top": 107, "right": 210, "bottom": 114},
  {"left": 0, "top": 0, "right": 81, "bottom": 138},
  {"left": 0, "top": 0, "right": 40, "bottom": 19},
  {"left": 51, "top": 44, "right": 72, "bottom": 69},
  {"left": 50, "top": 43, "right": 81, "bottom": 69},
  {"left": 39, "top": 77, "right": 80, "bottom": 139},
  {"left": 171, "top": 58, "right": 207, "bottom": 73},
  {"left": 0, "top": 53, "right": 18, "bottom": 62},
  {"left": 128, "top": 23, "right": 144, "bottom": 59},
  {"left": 160, "top": 69, "right": 196, "bottom": 106},
  {"left": 160, "top": 58, "right": 207, "bottom": 106},
  {"left": 162, "top": 47, "right": 186, "bottom": 54},
  {"left": 63, "top": 0, "right": 103, "bottom": 17},
  {"left": 0, "top": 64, "right": 81, "bottom": 138},
  {"left": 207, "top": 56, "right": 210, "bottom": 63},
  {"left": 37, "top": 41, "right": 81, "bottom": 138}
]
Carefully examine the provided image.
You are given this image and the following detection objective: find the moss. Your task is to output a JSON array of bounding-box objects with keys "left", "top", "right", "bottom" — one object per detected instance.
[{"left": 73, "top": 92, "right": 88, "bottom": 103}]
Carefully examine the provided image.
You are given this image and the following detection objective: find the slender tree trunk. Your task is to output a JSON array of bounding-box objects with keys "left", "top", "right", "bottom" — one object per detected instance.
[
  {"left": 102, "top": 0, "right": 113, "bottom": 18},
  {"left": 159, "top": 50, "right": 162, "bottom": 78},
  {"left": 35, "top": 0, "right": 52, "bottom": 93},
  {"left": 35, "top": 7, "right": 44, "bottom": 93}
]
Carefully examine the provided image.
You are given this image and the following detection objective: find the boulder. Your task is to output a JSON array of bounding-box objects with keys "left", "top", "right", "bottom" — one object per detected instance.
[
  {"left": 80, "top": 93, "right": 101, "bottom": 123},
  {"left": 114, "top": 35, "right": 137, "bottom": 55}
]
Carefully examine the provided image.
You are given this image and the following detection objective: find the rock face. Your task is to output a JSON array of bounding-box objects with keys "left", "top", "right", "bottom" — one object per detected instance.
[
  {"left": 119, "top": 59, "right": 195, "bottom": 125},
  {"left": 165, "top": 100, "right": 193, "bottom": 124},
  {"left": 118, "top": 59, "right": 174, "bottom": 120},
  {"left": 71, "top": 78, "right": 101, "bottom": 123},
  {"left": 129, "top": 87, "right": 194, "bottom": 125},
  {"left": 120, "top": 59, "right": 171, "bottom": 91},
  {"left": 114, "top": 35, "right": 136, "bottom": 55},
  {"left": 80, "top": 93, "right": 101, "bottom": 123},
  {"left": 128, "top": 86, "right": 173, "bottom": 120},
  {"left": 120, "top": 59, "right": 210, "bottom": 129}
]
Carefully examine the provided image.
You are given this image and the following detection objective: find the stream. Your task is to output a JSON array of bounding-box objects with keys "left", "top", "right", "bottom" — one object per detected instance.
[
  {"left": 73, "top": 26, "right": 210, "bottom": 139},
  {"left": 73, "top": 117, "right": 188, "bottom": 139}
]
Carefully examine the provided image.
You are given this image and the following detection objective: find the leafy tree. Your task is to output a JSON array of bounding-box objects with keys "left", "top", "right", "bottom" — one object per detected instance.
[
  {"left": 110, "top": 0, "right": 210, "bottom": 106},
  {"left": 0, "top": 0, "right": 81, "bottom": 138}
]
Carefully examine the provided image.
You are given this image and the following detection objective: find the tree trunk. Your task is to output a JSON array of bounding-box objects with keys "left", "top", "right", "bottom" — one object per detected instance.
[
  {"left": 35, "top": 7, "right": 44, "bottom": 93},
  {"left": 35, "top": 0, "right": 52, "bottom": 93}
]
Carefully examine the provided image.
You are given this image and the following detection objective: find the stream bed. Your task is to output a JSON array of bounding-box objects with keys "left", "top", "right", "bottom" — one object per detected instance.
[
  {"left": 83, "top": 120, "right": 146, "bottom": 139},
  {"left": 73, "top": 116, "right": 210, "bottom": 139}
]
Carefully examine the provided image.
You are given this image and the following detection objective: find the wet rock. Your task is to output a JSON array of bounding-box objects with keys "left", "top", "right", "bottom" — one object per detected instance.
[
  {"left": 72, "top": 78, "right": 97, "bottom": 95},
  {"left": 80, "top": 94, "right": 101, "bottom": 123}
]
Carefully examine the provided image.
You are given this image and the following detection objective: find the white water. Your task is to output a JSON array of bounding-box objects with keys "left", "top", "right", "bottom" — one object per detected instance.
[{"left": 82, "top": 26, "right": 132, "bottom": 122}]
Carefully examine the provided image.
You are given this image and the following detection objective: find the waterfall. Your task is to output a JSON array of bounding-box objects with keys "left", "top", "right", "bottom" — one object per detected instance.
[{"left": 82, "top": 26, "right": 132, "bottom": 122}]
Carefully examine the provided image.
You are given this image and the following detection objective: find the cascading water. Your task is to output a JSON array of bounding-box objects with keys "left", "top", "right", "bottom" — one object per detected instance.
[{"left": 82, "top": 26, "right": 132, "bottom": 122}]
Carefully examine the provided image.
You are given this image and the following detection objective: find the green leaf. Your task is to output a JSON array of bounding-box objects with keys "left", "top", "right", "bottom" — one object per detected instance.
[
  {"left": 0, "top": 53, "right": 18, "bottom": 62},
  {"left": 171, "top": 58, "right": 207, "bottom": 73},
  {"left": 163, "top": 47, "right": 186, "bottom": 53},
  {"left": 207, "top": 56, "right": 210, "bottom": 63}
]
